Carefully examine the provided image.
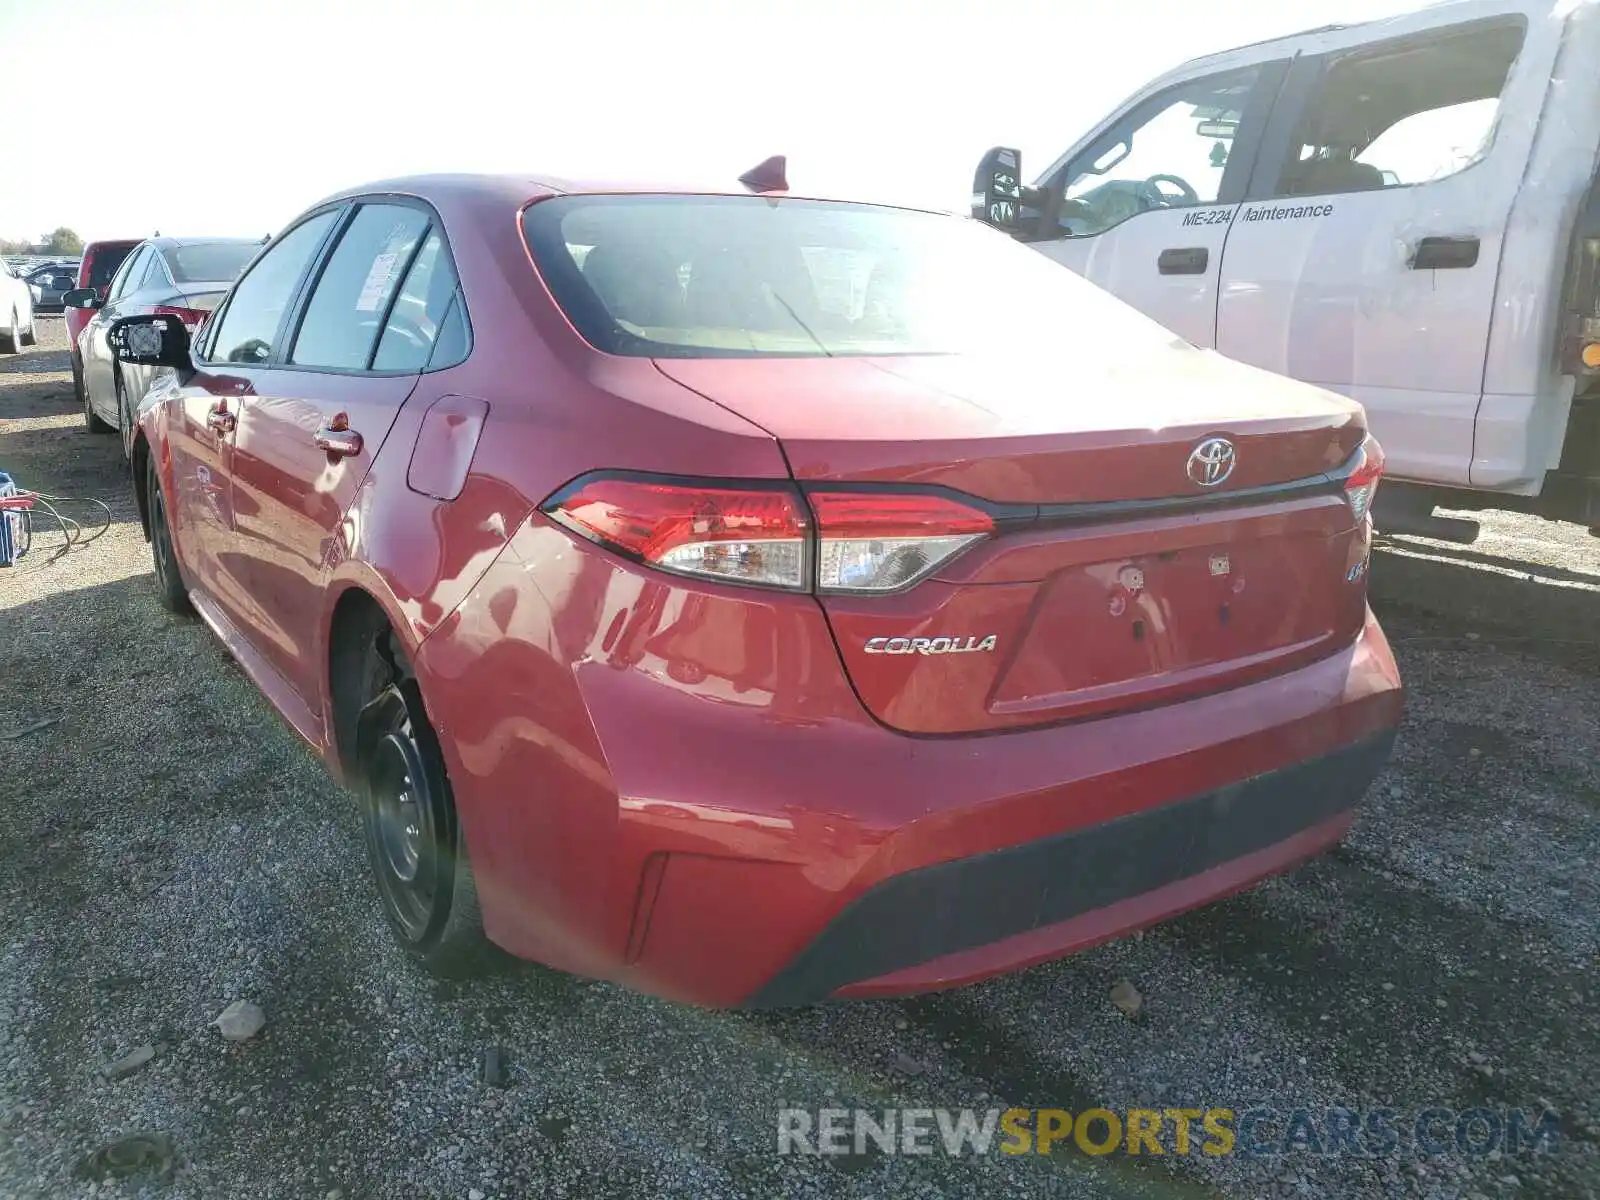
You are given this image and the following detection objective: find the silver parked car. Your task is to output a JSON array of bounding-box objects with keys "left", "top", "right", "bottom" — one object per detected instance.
[{"left": 67, "top": 236, "right": 262, "bottom": 450}]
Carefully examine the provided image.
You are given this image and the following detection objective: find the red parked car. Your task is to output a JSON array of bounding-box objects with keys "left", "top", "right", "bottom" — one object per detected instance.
[
  {"left": 109, "top": 170, "right": 1403, "bottom": 1007},
  {"left": 67, "top": 238, "right": 140, "bottom": 405}
]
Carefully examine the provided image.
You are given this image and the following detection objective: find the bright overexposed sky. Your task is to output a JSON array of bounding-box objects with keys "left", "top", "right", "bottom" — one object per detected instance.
[{"left": 0, "top": 0, "right": 1420, "bottom": 245}]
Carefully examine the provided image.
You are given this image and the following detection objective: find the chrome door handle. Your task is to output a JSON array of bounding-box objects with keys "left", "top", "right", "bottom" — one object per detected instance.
[
  {"left": 313, "top": 424, "right": 363, "bottom": 459},
  {"left": 206, "top": 406, "right": 236, "bottom": 435}
]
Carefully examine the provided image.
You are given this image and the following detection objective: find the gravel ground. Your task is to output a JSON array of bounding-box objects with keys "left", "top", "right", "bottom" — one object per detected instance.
[{"left": 2, "top": 317, "right": 1597, "bottom": 1200}]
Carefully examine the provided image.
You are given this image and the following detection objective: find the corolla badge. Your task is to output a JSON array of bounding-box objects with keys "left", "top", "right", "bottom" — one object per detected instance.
[
  {"left": 864, "top": 635, "right": 998, "bottom": 656},
  {"left": 1187, "top": 436, "right": 1236, "bottom": 487}
]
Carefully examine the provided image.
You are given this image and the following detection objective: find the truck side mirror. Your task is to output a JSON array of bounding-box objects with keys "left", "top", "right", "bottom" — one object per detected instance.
[{"left": 972, "top": 147, "right": 1026, "bottom": 231}]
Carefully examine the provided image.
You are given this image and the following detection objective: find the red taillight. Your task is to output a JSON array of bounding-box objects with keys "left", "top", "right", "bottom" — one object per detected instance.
[
  {"left": 808, "top": 489, "right": 993, "bottom": 592},
  {"left": 152, "top": 305, "right": 208, "bottom": 334},
  {"left": 540, "top": 475, "right": 996, "bottom": 593},
  {"left": 1344, "top": 435, "right": 1384, "bottom": 523},
  {"left": 543, "top": 476, "right": 810, "bottom": 589}
]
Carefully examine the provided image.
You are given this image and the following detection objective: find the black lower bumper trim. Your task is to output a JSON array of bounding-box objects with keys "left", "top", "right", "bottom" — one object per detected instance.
[{"left": 745, "top": 730, "right": 1397, "bottom": 1008}]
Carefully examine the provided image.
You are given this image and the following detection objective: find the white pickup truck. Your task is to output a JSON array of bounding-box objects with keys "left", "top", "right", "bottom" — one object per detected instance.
[{"left": 973, "top": 0, "right": 1600, "bottom": 540}]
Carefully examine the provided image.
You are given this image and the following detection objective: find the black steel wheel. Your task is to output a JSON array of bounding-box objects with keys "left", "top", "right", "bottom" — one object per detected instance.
[{"left": 358, "top": 678, "right": 487, "bottom": 976}]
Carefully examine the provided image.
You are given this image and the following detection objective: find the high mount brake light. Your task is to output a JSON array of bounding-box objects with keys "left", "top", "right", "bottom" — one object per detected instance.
[
  {"left": 540, "top": 476, "right": 995, "bottom": 593},
  {"left": 1343, "top": 436, "right": 1385, "bottom": 524}
]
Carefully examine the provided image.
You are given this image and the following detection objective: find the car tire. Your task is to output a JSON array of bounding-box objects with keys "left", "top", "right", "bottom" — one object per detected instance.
[
  {"left": 115, "top": 372, "right": 133, "bottom": 462},
  {"left": 20, "top": 318, "right": 35, "bottom": 347},
  {"left": 0, "top": 310, "right": 18, "bottom": 355},
  {"left": 357, "top": 674, "right": 491, "bottom": 978},
  {"left": 70, "top": 351, "right": 86, "bottom": 405},
  {"left": 144, "top": 452, "right": 193, "bottom": 616},
  {"left": 84, "top": 371, "right": 115, "bottom": 434}
]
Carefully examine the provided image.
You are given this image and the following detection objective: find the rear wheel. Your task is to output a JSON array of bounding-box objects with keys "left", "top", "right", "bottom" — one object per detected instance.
[
  {"left": 70, "top": 351, "right": 86, "bottom": 405},
  {"left": 20, "top": 318, "right": 35, "bottom": 347},
  {"left": 0, "top": 310, "right": 18, "bottom": 355},
  {"left": 115, "top": 372, "right": 133, "bottom": 461},
  {"left": 144, "top": 452, "right": 192, "bottom": 615},
  {"left": 84, "top": 372, "right": 114, "bottom": 433},
  {"left": 357, "top": 672, "right": 489, "bottom": 977}
]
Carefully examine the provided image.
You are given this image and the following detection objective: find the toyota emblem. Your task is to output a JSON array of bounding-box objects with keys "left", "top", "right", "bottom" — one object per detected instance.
[{"left": 1186, "top": 436, "right": 1236, "bottom": 487}]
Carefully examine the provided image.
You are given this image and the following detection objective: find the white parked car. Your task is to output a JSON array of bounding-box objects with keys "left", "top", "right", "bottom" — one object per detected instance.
[
  {"left": 973, "top": 0, "right": 1600, "bottom": 539},
  {"left": 0, "top": 260, "right": 38, "bottom": 354}
]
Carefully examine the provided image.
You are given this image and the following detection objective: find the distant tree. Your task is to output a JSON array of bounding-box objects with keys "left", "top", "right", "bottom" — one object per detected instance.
[
  {"left": 41, "top": 227, "right": 84, "bottom": 255},
  {"left": 0, "top": 238, "right": 33, "bottom": 255}
]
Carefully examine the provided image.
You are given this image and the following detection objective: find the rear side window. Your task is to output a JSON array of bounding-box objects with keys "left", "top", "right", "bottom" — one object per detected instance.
[
  {"left": 1274, "top": 20, "right": 1525, "bottom": 197},
  {"left": 371, "top": 229, "right": 468, "bottom": 371},
  {"left": 107, "top": 246, "right": 150, "bottom": 301},
  {"left": 291, "top": 204, "right": 429, "bottom": 370},
  {"left": 133, "top": 250, "right": 167, "bottom": 292},
  {"left": 164, "top": 242, "right": 259, "bottom": 285},
  {"left": 208, "top": 211, "right": 338, "bottom": 365}
]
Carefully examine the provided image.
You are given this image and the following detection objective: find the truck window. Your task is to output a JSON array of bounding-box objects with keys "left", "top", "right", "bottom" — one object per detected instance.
[
  {"left": 1057, "top": 66, "right": 1262, "bottom": 237},
  {"left": 1274, "top": 20, "right": 1525, "bottom": 197}
]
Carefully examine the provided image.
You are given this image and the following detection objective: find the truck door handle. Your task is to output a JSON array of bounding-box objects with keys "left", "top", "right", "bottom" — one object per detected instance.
[
  {"left": 1410, "top": 236, "right": 1479, "bottom": 270},
  {"left": 1158, "top": 247, "right": 1209, "bottom": 275},
  {"left": 205, "top": 404, "right": 235, "bottom": 435}
]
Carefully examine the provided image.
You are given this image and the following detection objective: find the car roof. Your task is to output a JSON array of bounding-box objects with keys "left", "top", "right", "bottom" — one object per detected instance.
[
  {"left": 136, "top": 235, "right": 265, "bottom": 252},
  {"left": 308, "top": 171, "right": 944, "bottom": 216},
  {"left": 1170, "top": 0, "right": 1546, "bottom": 68}
]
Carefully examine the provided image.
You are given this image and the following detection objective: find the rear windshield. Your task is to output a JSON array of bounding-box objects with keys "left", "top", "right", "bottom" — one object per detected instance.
[
  {"left": 162, "top": 242, "right": 259, "bottom": 285},
  {"left": 87, "top": 245, "right": 134, "bottom": 290},
  {"left": 521, "top": 195, "right": 1179, "bottom": 359}
]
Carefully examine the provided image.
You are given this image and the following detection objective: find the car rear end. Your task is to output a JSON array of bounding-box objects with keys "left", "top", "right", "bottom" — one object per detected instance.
[
  {"left": 67, "top": 239, "right": 138, "bottom": 346},
  {"left": 418, "top": 190, "right": 1404, "bottom": 1007}
]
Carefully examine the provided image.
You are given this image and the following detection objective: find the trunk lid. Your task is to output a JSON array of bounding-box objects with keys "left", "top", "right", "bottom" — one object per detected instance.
[
  {"left": 655, "top": 347, "right": 1364, "bottom": 502},
  {"left": 659, "top": 349, "right": 1376, "bottom": 735}
]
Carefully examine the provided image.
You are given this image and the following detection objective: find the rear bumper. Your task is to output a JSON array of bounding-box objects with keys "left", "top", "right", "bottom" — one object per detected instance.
[
  {"left": 749, "top": 732, "right": 1391, "bottom": 1007},
  {"left": 419, "top": 526, "right": 1403, "bottom": 1007}
]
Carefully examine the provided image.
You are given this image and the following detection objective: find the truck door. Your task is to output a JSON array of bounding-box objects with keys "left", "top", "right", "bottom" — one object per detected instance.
[
  {"left": 1031, "top": 60, "right": 1287, "bottom": 349},
  {"left": 1215, "top": 11, "right": 1542, "bottom": 488}
]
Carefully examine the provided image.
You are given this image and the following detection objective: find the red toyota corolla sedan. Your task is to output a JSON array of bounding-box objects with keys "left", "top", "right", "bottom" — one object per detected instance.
[{"left": 109, "top": 170, "right": 1402, "bottom": 1007}]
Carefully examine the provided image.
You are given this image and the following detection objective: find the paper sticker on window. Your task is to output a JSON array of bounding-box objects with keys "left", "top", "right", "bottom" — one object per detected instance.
[{"left": 355, "top": 252, "right": 401, "bottom": 313}]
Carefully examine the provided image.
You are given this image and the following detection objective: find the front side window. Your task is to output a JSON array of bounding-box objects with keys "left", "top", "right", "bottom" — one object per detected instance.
[
  {"left": 291, "top": 204, "right": 430, "bottom": 370},
  {"left": 1055, "top": 66, "right": 1263, "bottom": 236},
  {"left": 1274, "top": 20, "right": 1524, "bottom": 197},
  {"left": 208, "top": 211, "right": 338, "bottom": 365},
  {"left": 523, "top": 194, "right": 1184, "bottom": 360}
]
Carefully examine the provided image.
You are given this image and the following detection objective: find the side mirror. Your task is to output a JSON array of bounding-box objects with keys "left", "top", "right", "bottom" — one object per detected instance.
[
  {"left": 972, "top": 146, "right": 1026, "bottom": 231},
  {"left": 62, "top": 288, "right": 101, "bottom": 310},
  {"left": 109, "top": 314, "right": 191, "bottom": 369}
]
